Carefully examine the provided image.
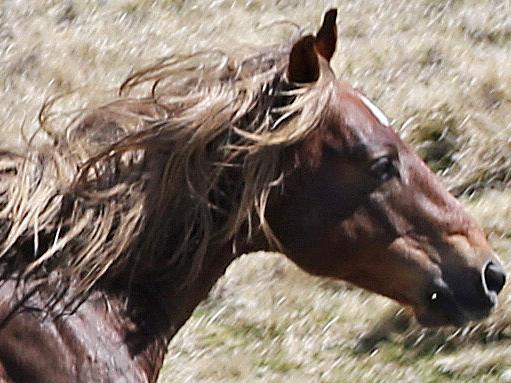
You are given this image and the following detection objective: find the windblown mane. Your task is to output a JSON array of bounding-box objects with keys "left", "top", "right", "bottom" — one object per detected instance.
[{"left": 0, "top": 39, "right": 334, "bottom": 308}]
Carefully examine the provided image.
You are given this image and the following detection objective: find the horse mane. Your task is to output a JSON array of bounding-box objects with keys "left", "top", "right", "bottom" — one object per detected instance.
[{"left": 0, "top": 39, "right": 335, "bottom": 308}]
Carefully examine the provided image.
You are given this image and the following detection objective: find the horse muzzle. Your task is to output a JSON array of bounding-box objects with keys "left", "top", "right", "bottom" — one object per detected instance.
[{"left": 416, "top": 259, "right": 506, "bottom": 327}]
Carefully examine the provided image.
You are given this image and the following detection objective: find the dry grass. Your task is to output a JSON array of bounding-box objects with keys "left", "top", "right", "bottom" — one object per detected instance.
[{"left": 1, "top": 0, "right": 511, "bottom": 382}]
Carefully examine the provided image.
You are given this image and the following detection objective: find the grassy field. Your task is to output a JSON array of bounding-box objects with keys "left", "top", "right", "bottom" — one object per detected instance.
[{"left": 1, "top": 0, "right": 511, "bottom": 382}]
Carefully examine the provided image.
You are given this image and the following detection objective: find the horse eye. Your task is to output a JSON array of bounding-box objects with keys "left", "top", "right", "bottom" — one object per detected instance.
[{"left": 370, "top": 156, "right": 398, "bottom": 181}]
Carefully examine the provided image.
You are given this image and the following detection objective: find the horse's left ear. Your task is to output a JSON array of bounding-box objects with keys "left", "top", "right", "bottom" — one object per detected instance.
[
  {"left": 314, "top": 8, "right": 337, "bottom": 62},
  {"left": 288, "top": 35, "right": 320, "bottom": 83},
  {"left": 287, "top": 9, "right": 338, "bottom": 84}
]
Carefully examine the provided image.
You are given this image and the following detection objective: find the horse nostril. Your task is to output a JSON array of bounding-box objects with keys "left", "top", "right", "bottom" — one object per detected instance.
[{"left": 482, "top": 261, "right": 506, "bottom": 295}]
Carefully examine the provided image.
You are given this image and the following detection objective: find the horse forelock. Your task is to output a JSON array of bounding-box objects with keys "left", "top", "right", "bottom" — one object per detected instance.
[{"left": 0, "top": 37, "right": 335, "bottom": 307}]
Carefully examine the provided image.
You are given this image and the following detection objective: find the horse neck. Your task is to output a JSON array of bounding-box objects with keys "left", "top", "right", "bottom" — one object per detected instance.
[
  {"left": 119, "top": 236, "right": 266, "bottom": 377},
  {"left": 110, "top": 148, "right": 274, "bottom": 373},
  {"left": 155, "top": 244, "right": 241, "bottom": 338}
]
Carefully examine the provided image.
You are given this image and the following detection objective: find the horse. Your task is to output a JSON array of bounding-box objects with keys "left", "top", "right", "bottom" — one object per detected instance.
[{"left": 0, "top": 9, "right": 506, "bottom": 382}]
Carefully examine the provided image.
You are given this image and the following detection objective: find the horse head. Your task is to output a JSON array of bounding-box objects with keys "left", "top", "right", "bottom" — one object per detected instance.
[{"left": 269, "top": 9, "right": 506, "bottom": 327}]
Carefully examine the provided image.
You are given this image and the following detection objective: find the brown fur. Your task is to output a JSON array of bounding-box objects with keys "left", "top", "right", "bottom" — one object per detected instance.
[
  {"left": 0, "top": 40, "right": 337, "bottom": 310},
  {"left": 0, "top": 9, "right": 505, "bottom": 382}
]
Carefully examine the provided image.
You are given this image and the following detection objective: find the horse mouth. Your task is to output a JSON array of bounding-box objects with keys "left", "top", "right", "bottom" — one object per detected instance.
[
  {"left": 414, "top": 284, "right": 495, "bottom": 327},
  {"left": 416, "top": 302, "right": 492, "bottom": 327}
]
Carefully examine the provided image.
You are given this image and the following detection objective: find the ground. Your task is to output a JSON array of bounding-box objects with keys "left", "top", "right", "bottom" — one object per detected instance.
[{"left": 1, "top": 1, "right": 511, "bottom": 382}]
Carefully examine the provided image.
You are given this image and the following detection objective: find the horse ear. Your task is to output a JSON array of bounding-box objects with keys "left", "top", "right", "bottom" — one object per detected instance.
[
  {"left": 287, "top": 35, "right": 320, "bottom": 83},
  {"left": 287, "top": 9, "right": 338, "bottom": 83},
  {"left": 314, "top": 8, "right": 337, "bottom": 62}
]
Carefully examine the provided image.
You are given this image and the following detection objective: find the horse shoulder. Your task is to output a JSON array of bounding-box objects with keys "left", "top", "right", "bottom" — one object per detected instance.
[{"left": 0, "top": 281, "right": 155, "bottom": 383}]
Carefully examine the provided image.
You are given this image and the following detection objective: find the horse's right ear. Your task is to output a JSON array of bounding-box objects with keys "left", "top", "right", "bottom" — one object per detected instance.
[
  {"left": 287, "top": 35, "right": 320, "bottom": 83},
  {"left": 315, "top": 9, "right": 337, "bottom": 62},
  {"left": 287, "top": 9, "right": 338, "bottom": 83}
]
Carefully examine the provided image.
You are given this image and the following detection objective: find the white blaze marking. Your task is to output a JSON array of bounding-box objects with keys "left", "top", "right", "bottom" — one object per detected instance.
[{"left": 359, "top": 94, "right": 390, "bottom": 127}]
